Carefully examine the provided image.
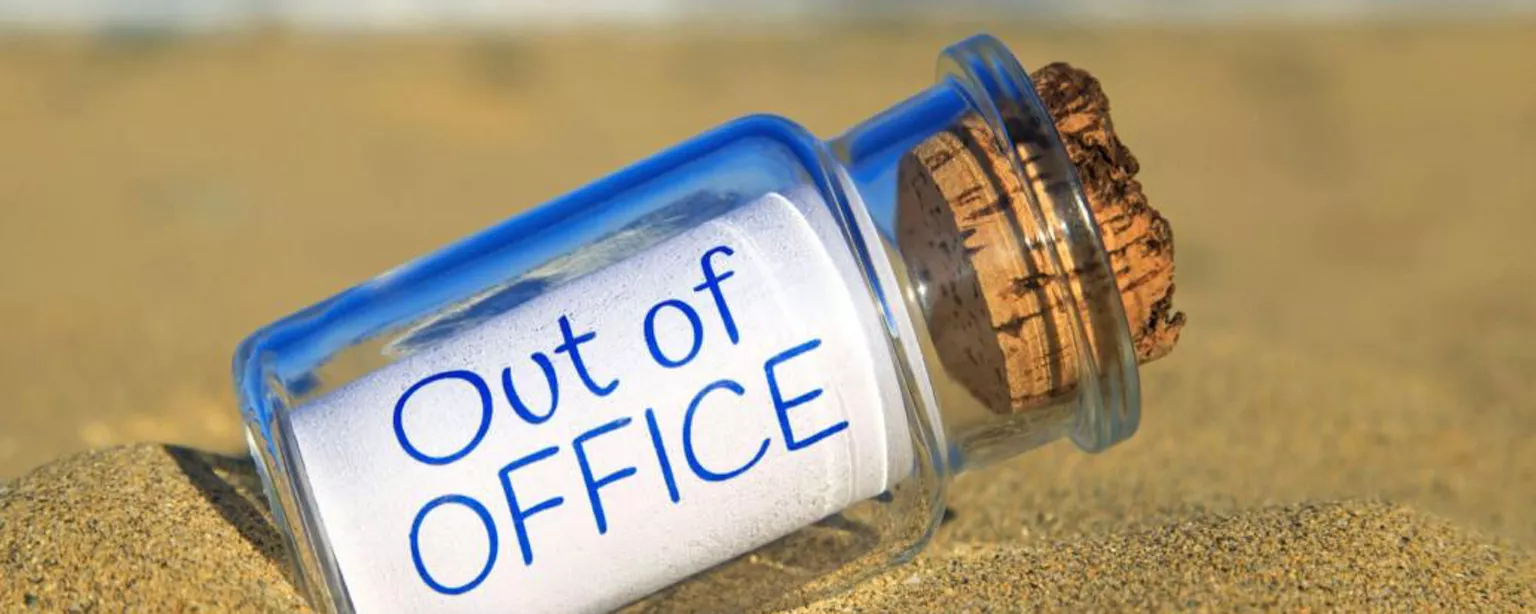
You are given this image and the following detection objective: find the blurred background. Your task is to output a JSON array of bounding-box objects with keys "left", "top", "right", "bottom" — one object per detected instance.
[{"left": 1, "top": 0, "right": 1534, "bottom": 554}]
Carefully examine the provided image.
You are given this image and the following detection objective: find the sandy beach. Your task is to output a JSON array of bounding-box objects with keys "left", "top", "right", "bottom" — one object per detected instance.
[{"left": 3, "top": 22, "right": 1535, "bottom": 611}]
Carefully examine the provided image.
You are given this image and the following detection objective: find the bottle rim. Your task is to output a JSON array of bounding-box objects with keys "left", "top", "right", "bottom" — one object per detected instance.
[{"left": 936, "top": 34, "right": 1142, "bottom": 452}]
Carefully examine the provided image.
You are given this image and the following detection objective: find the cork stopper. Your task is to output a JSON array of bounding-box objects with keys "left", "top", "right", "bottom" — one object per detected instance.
[{"left": 897, "top": 63, "right": 1184, "bottom": 415}]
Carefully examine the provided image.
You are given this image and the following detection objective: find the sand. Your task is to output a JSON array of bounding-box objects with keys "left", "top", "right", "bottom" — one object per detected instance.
[
  {"left": 0, "top": 445, "right": 309, "bottom": 611},
  {"left": 5, "top": 446, "right": 1531, "bottom": 612},
  {"left": 806, "top": 501, "right": 1536, "bottom": 612},
  {"left": 3, "top": 22, "right": 1536, "bottom": 612}
]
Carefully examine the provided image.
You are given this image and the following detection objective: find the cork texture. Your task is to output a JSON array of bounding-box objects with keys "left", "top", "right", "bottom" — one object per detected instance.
[
  {"left": 897, "top": 64, "right": 1184, "bottom": 415},
  {"left": 1032, "top": 63, "right": 1185, "bottom": 363}
]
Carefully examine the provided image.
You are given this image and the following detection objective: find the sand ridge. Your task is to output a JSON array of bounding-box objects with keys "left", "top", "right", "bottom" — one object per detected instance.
[{"left": 3, "top": 445, "right": 1532, "bottom": 611}]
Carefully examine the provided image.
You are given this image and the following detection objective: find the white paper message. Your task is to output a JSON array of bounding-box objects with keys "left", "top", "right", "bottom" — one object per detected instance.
[{"left": 289, "top": 190, "right": 912, "bottom": 613}]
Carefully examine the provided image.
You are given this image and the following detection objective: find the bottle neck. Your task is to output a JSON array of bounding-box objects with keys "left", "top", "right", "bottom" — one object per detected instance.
[
  {"left": 829, "top": 81, "right": 973, "bottom": 240},
  {"left": 824, "top": 35, "right": 1140, "bottom": 472}
]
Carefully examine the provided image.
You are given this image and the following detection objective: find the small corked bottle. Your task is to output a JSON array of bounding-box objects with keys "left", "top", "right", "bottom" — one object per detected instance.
[{"left": 235, "top": 34, "right": 1183, "bottom": 614}]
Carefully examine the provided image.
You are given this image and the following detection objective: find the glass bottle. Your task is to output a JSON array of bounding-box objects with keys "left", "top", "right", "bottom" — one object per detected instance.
[{"left": 235, "top": 33, "right": 1139, "bottom": 614}]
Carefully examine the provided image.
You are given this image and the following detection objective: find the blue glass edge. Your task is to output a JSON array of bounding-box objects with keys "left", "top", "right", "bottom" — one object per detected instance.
[{"left": 234, "top": 114, "right": 844, "bottom": 449}]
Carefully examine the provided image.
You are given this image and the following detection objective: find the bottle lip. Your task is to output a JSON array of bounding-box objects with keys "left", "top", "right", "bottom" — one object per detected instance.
[{"left": 935, "top": 34, "right": 1142, "bottom": 452}]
